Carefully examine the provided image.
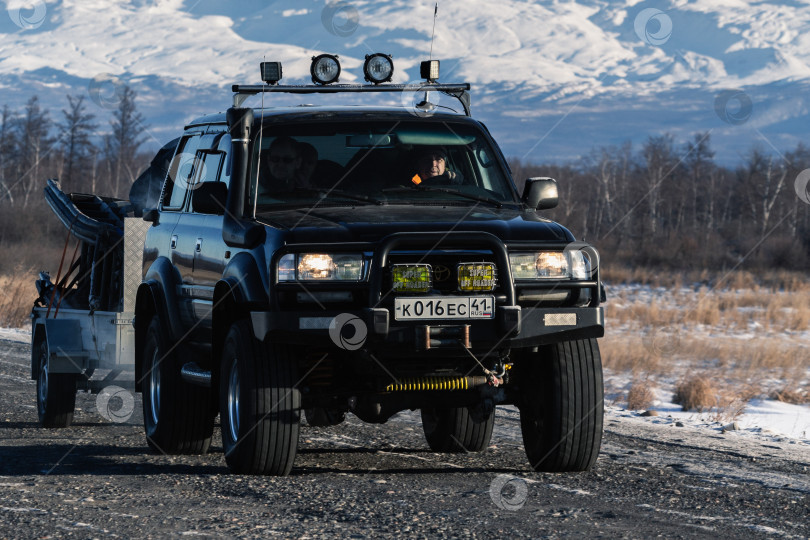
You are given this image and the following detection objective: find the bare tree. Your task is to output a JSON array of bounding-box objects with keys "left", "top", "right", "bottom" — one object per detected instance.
[
  {"left": 58, "top": 94, "right": 97, "bottom": 190},
  {"left": 15, "top": 96, "right": 54, "bottom": 207},
  {"left": 107, "top": 86, "right": 147, "bottom": 196}
]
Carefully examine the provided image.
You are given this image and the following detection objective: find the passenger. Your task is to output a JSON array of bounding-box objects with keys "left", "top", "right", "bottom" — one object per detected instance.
[
  {"left": 411, "top": 148, "right": 462, "bottom": 185},
  {"left": 259, "top": 136, "right": 301, "bottom": 193}
]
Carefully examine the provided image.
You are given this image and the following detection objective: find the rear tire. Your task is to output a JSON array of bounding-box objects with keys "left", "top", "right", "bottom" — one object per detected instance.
[
  {"left": 518, "top": 339, "right": 603, "bottom": 472},
  {"left": 220, "top": 320, "right": 301, "bottom": 475},
  {"left": 36, "top": 336, "right": 77, "bottom": 428},
  {"left": 141, "top": 316, "right": 212, "bottom": 454},
  {"left": 421, "top": 405, "right": 494, "bottom": 453}
]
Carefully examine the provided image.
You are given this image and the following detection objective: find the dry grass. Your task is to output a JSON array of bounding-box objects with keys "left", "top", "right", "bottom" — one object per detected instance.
[
  {"left": 0, "top": 268, "right": 34, "bottom": 328},
  {"left": 673, "top": 376, "right": 718, "bottom": 412},
  {"left": 627, "top": 379, "right": 657, "bottom": 410},
  {"left": 769, "top": 385, "right": 810, "bottom": 405}
]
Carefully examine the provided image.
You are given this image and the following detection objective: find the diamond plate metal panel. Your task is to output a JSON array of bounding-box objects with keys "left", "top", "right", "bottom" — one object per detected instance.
[
  {"left": 544, "top": 313, "right": 577, "bottom": 326},
  {"left": 122, "top": 217, "right": 150, "bottom": 312}
]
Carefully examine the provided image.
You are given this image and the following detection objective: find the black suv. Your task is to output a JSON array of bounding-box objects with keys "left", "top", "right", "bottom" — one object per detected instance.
[{"left": 134, "top": 59, "right": 605, "bottom": 476}]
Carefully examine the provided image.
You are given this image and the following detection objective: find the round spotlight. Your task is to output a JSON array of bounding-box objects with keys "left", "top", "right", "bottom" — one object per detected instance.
[
  {"left": 363, "top": 53, "right": 394, "bottom": 84},
  {"left": 311, "top": 54, "right": 341, "bottom": 85}
]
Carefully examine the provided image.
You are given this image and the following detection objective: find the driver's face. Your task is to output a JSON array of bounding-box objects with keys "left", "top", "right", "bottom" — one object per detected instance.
[
  {"left": 419, "top": 154, "right": 445, "bottom": 179},
  {"left": 268, "top": 145, "right": 300, "bottom": 181}
]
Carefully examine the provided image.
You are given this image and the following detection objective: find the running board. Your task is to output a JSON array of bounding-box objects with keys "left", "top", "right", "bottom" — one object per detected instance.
[{"left": 180, "top": 362, "right": 212, "bottom": 388}]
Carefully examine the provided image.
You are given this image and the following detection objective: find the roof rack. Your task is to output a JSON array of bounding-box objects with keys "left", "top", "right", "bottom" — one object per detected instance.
[{"left": 231, "top": 83, "right": 472, "bottom": 116}]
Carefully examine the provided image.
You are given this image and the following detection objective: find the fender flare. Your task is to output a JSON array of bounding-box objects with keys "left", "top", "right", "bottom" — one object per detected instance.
[
  {"left": 211, "top": 252, "right": 269, "bottom": 371},
  {"left": 134, "top": 257, "right": 183, "bottom": 391}
]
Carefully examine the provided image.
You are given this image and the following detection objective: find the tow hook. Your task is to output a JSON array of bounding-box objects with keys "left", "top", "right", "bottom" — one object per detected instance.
[{"left": 483, "top": 360, "right": 508, "bottom": 387}]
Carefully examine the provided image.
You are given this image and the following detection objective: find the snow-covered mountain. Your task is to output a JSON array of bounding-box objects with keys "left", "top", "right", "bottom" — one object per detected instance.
[{"left": 1, "top": 0, "right": 808, "bottom": 166}]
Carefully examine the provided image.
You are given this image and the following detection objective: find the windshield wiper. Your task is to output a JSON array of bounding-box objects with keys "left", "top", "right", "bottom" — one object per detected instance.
[
  {"left": 258, "top": 188, "right": 382, "bottom": 206},
  {"left": 382, "top": 185, "right": 503, "bottom": 208}
]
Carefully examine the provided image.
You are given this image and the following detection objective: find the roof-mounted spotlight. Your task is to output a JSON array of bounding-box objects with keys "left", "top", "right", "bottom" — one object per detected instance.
[
  {"left": 363, "top": 53, "right": 394, "bottom": 84},
  {"left": 260, "top": 61, "right": 282, "bottom": 85},
  {"left": 420, "top": 60, "right": 440, "bottom": 83},
  {"left": 311, "top": 54, "right": 341, "bottom": 85}
]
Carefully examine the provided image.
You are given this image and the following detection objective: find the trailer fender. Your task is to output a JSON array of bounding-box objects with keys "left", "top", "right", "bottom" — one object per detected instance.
[{"left": 31, "top": 319, "right": 90, "bottom": 376}]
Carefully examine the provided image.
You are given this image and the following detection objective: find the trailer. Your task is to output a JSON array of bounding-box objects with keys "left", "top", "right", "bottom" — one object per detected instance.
[{"left": 30, "top": 179, "right": 148, "bottom": 427}]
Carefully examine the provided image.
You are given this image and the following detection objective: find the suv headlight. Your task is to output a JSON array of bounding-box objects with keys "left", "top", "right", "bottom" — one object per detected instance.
[
  {"left": 278, "top": 253, "right": 364, "bottom": 281},
  {"left": 509, "top": 251, "right": 589, "bottom": 280}
]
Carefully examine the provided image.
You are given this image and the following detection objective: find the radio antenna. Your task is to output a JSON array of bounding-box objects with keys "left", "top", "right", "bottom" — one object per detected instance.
[{"left": 429, "top": 3, "right": 438, "bottom": 60}]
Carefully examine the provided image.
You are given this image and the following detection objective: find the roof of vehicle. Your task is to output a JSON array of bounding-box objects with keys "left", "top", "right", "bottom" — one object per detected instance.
[{"left": 184, "top": 106, "right": 475, "bottom": 130}]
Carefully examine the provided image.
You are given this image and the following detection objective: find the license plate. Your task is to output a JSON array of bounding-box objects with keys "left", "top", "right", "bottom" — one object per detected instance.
[{"left": 394, "top": 296, "right": 495, "bottom": 320}]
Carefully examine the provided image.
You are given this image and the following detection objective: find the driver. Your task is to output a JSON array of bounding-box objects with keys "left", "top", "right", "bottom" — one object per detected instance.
[
  {"left": 411, "top": 148, "right": 462, "bottom": 185},
  {"left": 259, "top": 136, "right": 302, "bottom": 194}
]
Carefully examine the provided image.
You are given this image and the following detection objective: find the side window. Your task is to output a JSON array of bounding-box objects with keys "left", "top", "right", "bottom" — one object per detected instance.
[
  {"left": 162, "top": 134, "right": 202, "bottom": 210},
  {"left": 187, "top": 150, "right": 225, "bottom": 213},
  {"left": 216, "top": 134, "right": 231, "bottom": 187}
]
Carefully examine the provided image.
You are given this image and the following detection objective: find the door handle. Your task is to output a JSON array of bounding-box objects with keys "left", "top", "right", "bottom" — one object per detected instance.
[
  {"left": 196, "top": 238, "right": 202, "bottom": 252},
  {"left": 170, "top": 235, "right": 178, "bottom": 249}
]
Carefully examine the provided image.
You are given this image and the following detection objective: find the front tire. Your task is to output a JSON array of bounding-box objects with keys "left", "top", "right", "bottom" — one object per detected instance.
[
  {"left": 141, "top": 316, "right": 212, "bottom": 454},
  {"left": 421, "top": 405, "right": 494, "bottom": 453},
  {"left": 36, "top": 336, "right": 77, "bottom": 428},
  {"left": 220, "top": 320, "right": 301, "bottom": 475},
  {"left": 518, "top": 339, "right": 603, "bottom": 472}
]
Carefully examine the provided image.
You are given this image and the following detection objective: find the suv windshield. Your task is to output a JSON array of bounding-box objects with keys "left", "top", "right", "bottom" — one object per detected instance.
[{"left": 247, "top": 120, "right": 518, "bottom": 212}]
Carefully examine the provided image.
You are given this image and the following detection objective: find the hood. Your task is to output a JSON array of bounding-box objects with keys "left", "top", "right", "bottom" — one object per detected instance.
[{"left": 256, "top": 204, "right": 574, "bottom": 244}]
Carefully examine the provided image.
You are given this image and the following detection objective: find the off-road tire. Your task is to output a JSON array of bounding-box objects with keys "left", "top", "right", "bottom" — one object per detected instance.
[
  {"left": 421, "top": 405, "right": 494, "bottom": 453},
  {"left": 36, "top": 335, "right": 77, "bottom": 428},
  {"left": 518, "top": 338, "right": 603, "bottom": 472},
  {"left": 220, "top": 320, "right": 301, "bottom": 475},
  {"left": 142, "top": 315, "right": 212, "bottom": 454}
]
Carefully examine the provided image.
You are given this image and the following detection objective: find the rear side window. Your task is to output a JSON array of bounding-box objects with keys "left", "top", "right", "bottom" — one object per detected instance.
[{"left": 162, "top": 134, "right": 202, "bottom": 210}]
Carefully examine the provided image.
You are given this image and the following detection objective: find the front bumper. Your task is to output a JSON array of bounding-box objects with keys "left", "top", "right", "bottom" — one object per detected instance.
[
  {"left": 256, "top": 231, "right": 604, "bottom": 352},
  {"left": 251, "top": 304, "right": 604, "bottom": 351}
]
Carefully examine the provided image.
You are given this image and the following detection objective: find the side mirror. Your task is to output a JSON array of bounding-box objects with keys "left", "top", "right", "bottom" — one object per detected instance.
[
  {"left": 522, "top": 177, "right": 558, "bottom": 210},
  {"left": 192, "top": 182, "right": 228, "bottom": 215},
  {"left": 143, "top": 208, "right": 159, "bottom": 224}
]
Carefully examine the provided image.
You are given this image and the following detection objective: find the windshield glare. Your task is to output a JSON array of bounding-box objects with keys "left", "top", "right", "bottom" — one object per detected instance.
[{"left": 248, "top": 120, "right": 517, "bottom": 211}]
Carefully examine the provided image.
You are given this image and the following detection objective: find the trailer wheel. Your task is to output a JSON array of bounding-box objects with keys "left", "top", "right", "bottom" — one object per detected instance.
[
  {"left": 518, "top": 339, "right": 603, "bottom": 472},
  {"left": 36, "top": 336, "right": 77, "bottom": 428},
  {"left": 141, "top": 316, "right": 212, "bottom": 454},
  {"left": 220, "top": 320, "right": 300, "bottom": 475},
  {"left": 304, "top": 407, "right": 346, "bottom": 427},
  {"left": 421, "top": 405, "right": 494, "bottom": 453}
]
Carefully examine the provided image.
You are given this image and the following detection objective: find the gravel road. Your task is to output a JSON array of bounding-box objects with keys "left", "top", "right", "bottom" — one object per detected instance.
[{"left": 1, "top": 336, "right": 808, "bottom": 539}]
